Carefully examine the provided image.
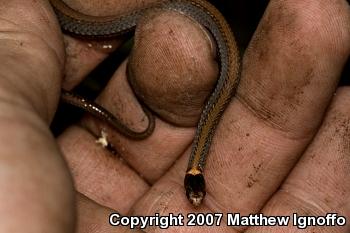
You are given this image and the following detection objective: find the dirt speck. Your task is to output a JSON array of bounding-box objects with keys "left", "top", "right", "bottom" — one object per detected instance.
[
  {"left": 247, "top": 174, "right": 258, "bottom": 188},
  {"left": 253, "top": 163, "right": 263, "bottom": 173}
]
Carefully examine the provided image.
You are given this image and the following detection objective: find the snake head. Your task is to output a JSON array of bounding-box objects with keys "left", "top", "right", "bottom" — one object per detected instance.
[{"left": 184, "top": 172, "right": 206, "bottom": 207}]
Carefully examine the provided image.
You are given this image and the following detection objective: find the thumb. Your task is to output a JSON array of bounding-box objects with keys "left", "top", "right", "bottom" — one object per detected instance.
[{"left": 0, "top": 1, "right": 75, "bottom": 232}]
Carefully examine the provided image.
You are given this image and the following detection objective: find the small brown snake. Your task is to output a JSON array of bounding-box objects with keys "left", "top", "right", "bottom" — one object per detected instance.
[{"left": 50, "top": 0, "right": 241, "bottom": 206}]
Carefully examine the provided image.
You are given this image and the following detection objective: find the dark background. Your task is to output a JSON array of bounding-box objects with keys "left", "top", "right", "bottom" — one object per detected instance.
[{"left": 51, "top": 0, "right": 349, "bottom": 135}]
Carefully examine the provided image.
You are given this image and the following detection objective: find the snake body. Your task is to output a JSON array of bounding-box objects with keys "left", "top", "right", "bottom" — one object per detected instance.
[{"left": 50, "top": 0, "right": 240, "bottom": 206}]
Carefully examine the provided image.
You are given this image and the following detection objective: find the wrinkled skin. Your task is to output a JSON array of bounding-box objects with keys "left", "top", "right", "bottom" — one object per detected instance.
[{"left": 0, "top": 0, "right": 349, "bottom": 232}]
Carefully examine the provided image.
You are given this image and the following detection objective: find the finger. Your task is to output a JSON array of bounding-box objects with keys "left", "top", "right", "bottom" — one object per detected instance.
[
  {"left": 246, "top": 87, "right": 350, "bottom": 233},
  {"left": 53, "top": 0, "right": 160, "bottom": 89},
  {"left": 0, "top": 0, "right": 74, "bottom": 232},
  {"left": 132, "top": 0, "right": 350, "bottom": 229},
  {"left": 128, "top": 8, "right": 219, "bottom": 126}
]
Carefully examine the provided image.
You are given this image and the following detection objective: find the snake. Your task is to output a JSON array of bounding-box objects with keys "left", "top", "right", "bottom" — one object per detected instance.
[{"left": 50, "top": 0, "right": 241, "bottom": 207}]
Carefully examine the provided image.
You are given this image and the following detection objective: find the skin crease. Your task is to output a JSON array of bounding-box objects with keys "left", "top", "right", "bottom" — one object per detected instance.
[{"left": 0, "top": 1, "right": 348, "bottom": 233}]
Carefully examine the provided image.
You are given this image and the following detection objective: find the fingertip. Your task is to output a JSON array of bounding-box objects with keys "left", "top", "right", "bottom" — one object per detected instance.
[{"left": 128, "top": 9, "right": 219, "bottom": 126}]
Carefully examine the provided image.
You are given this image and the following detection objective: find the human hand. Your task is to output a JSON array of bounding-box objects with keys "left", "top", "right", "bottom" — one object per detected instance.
[{"left": 0, "top": 0, "right": 349, "bottom": 233}]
